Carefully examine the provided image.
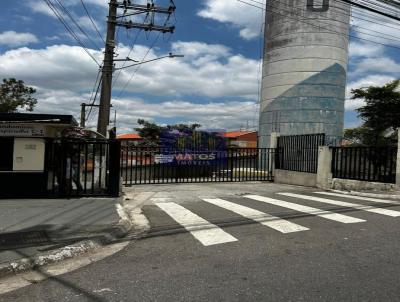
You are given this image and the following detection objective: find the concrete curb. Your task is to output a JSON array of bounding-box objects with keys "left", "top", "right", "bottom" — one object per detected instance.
[
  {"left": 0, "top": 197, "right": 133, "bottom": 280},
  {"left": 0, "top": 239, "right": 100, "bottom": 279},
  {"left": 329, "top": 189, "right": 400, "bottom": 200}
]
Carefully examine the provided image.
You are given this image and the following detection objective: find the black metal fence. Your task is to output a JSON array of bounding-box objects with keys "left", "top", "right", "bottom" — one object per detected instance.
[
  {"left": 331, "top": 147, "right": 397, "bottom": 183},
  {"left": 121, "top": 147, "right": 276, "bottom": 185},
  {"left": 46, "top": 139, "right": 120, "bottom": 197},
  {"left": 276, "top": 133, "right": 326, "bottom": 173}
]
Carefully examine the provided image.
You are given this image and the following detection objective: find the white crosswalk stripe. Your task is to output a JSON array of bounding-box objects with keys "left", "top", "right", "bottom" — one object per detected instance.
[
  {"left": 201, "top": 198, "right": 309, "bottom": 233},
  {"left": 279, "top": 193, "right": 400, "bottom": 217},
  {"left": 314, "top": 191, "right": 400, "bottom": 205},
  {"left": 244, "top": 195, "right": 365, "bottom": 224},
  {"left": 156, "top": 202, "right": 238, "bottom": 246}
]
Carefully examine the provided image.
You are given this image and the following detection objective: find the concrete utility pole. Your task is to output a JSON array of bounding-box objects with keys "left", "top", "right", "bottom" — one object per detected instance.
[
  {"left": 97, "top": 0, "right": 117, "bottom": 136},
  {"left": 80, "top": 103, "right": 86, "bottom": 128},
  {"left": 97, "top": 0, "right": 176, "bottom": 137}
]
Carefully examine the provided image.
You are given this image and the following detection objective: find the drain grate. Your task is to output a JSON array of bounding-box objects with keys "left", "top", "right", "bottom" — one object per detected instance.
[{"left": 0, "top": 231, "right": 52, "bottom": 249}]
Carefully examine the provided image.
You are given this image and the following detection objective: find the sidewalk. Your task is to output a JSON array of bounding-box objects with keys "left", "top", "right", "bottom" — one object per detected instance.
[
  {"left": 329, "top": 188, "right": 400, "bottom": 200},
  {"left": 0, "top": 197, "right": 129, "bottom": 277}
]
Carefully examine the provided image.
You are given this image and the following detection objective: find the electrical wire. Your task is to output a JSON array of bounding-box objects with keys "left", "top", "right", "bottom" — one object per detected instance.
[
  {"left": 246, "top": 0, "right": 400, "bottom": 44},
  {"left": 86, "top": 78, "right": 102, "bottom": 125},
  {"left": 85, "top": 68, "right": 102, "bottom": 122},
  {"left": 80, "top": 0, "right": 106, "bottom": 44},
  {"left": 117, "top": 31, "right": 162, "bottom": 98},
  {"left": 237, "top": 0, "right": 400, "bottom": 51},
  {"left": 53, "top": 0, "right": 102, "bottom": 50},
  {"left": 112, "top": 29, "right": 143, "bottom": 88},
  {"left": 116, "top": 2, "right": 176, "bottom": 98},
  {"left": 42, "top": 0, "right": 101, "bottom": 66}
]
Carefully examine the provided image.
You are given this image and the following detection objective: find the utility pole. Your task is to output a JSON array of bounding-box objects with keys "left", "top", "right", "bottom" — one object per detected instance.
[
  {"left": 80, "top": 103, "right": 86, "bottom": 128},
  {"left": 97, "top": 0, "right": 176, "bottom": 136},
  {"left": 97, "top": 0, "right": 117, "bottom": 136}
]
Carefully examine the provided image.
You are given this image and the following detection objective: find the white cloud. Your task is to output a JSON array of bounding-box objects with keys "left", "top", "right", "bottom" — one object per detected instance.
[
  {"left": 0, "top": 41, "right": 261, "bottom": 131},
  {"left": 31, "top": 88, "right": 258, "bottom": 133},
  {"left": 349, "top": 41, "right": 384, "bottom": 58},
  {"left": 112, "top": 98, "right": 258, "bottom": 133},
  {"left": 0, "top": 31, "right": 38, "bottom": 47},
  {"left": 0, "top": 45, "right": 101, "bottom": 90},
  {"left": 353, "top": 57, "right": 400, "bottom": 75},
  {"left": 345, "top": 74, "right": 395, "bottom": 110},
  {"left": 198, "top": 0, "right": 264, "bottom": 40},
  {"left": 0, "top": 42, "right": 260, "bottom": 99}
]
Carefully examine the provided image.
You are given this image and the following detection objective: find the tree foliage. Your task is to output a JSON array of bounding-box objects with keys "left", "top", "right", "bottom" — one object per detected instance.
[
  {"left": 0, "top": 78, "right": 37, "bottom": 113},
  {"left": 346, "top": 80, "right": 400, "bottom": 146},
  {"left": 343, "top": 126, "right": 397, "bottom": 146},
  {"left": 134, "top": 119, "right": 202, "bottom": 147}
]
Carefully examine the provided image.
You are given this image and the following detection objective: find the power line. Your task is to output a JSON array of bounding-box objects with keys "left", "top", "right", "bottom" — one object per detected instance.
[
  {"left": 117, "top": 31, "right": 162, "bottom": 98},
  {"left": 42, "top": 0, "right": 101, "bottom": 66},
  {"left": 86, "top": 78, "right": 102, "bottom": 125},
  {"left": 115, "top": 4, "right": 176, "bottom": 98},
  {"left": 237, "top": 0, "right": 400, "bottom": 51},
  {"left": 246, "top": 0, "right": 400, "bottom": 44},
  {"left": 251, "top": 0, "right": 400, "bottom": 30},
  {"left": 85, "top": 68, "right": 102, "bottom": 122},
  {"left": 80, "top": 0, "right": 106, "bottom": 44},
  {"left": 112, "top": 29, "right": 143, "bottom": 89},
  {"left": 53, "top": 0, "right": 102, "bottom": 50},
  {"left": 337, "top": 0, "right": 400, "bottom": 21},
  {"left": 97, "top": 0, "right": 176, "bottom": 135}
]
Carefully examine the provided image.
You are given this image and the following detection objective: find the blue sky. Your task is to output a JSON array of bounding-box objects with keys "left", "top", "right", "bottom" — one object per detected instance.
[{"left": 0, "top": 0, "right": 399, "bottom": 133}]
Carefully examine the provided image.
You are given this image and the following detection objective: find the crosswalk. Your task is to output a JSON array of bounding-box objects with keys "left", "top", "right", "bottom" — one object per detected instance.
[
  {"left": 152, "top": 192, "right": 400, "bottom": 246},
  {"left": 202, "top": 198, "right": 309, "bottom": 233},
  {"left": 156, "top": 202, "right": 238, "bottom": 246}
]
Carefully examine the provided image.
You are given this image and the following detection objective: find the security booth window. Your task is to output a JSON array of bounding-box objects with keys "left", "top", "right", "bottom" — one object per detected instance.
[{"left": 0, "top": 137, "right": 14, "bottom": 171}]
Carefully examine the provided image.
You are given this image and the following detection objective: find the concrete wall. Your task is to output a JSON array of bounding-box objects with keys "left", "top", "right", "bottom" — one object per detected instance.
[
  {"left": 259, "top": 0, "right": 350, "bottom": 148},
  {"left": 331, "top": 178, "right": 397, "bottom": 192},
  {"left": 275, "top": 169, "right": 317, "bottom": 187}
]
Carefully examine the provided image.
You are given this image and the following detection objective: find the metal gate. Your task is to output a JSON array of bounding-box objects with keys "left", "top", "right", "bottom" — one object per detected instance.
[
  {"left": 275, "top": 133, "right": 326, "bottom": 173},
  {"left": 46, "top": 139, "right": 120, "bottom": 197},
  {"left": 121, "top": 146, "right": 276, "bottom": 185}
]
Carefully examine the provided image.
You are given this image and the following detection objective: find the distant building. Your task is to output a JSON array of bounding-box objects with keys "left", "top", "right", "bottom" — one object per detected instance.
[
  {"left": 117, "top": 131, "right": 259, "bottom": 149},
  {"left": 117, "top": 133, "right": 142, "bottom": 146},
  {"left": 223, "top": 131, "right": 258, "bottom": 148}
]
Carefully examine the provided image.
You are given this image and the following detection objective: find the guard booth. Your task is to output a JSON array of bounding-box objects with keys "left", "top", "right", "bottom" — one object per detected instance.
[{"left": 0, "top": 113, "right": 78, "bottom": 198}]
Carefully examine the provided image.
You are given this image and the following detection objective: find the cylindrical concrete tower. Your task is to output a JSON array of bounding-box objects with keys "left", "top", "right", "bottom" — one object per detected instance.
[{"left": 259, "top": 0, "right": 350, "bottom": 147}]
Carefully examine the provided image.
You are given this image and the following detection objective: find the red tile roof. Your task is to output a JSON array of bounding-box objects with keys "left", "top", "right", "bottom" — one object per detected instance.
[
  {"left": 117, "top": 133, "right": 141, "bottom": 140},
  {"left": 222, "top": 131, "right": 257, "bottom": 138}
]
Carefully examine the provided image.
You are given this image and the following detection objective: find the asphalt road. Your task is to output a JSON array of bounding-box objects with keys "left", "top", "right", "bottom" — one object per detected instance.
[{"left": 1, "top": 182, "right": 400, "bottom": 302}]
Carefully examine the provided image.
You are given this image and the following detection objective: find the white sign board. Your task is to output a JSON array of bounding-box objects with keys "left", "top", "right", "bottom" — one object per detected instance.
[
  {"left": 0, "top": 124, "right": 46, "bottom": 137},
  {"left": 13, "top": 138, "right": 45, "bottom": 171}
]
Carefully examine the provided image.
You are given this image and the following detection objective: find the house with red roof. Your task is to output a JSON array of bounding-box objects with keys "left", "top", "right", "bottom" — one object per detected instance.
[{"left": 222, "top": 130, "right": 258, "bottom": 148}]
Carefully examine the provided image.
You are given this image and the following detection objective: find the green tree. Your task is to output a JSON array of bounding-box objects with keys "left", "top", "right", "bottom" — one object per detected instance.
[
  {"left": 134, "top": 119, "right": 163, "bottom": 147},
  {"left": 347, "top": 80, "right": 400, "bottom": 146},
  {"left": 0, "top": 78, "right": 37, "bottom": 113},
  {"left": 134, "top": 119, "right": 201, "bottom": 147}
]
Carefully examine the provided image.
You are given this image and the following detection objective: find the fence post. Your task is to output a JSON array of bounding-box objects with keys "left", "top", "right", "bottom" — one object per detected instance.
[
  {"left": 316, "top": 146, "right": 333, "bottom": 189},
  {"left": 270, "top": 132, "right": 279, "bottom": 148},
  {"left": 108, "top": 139, "right": 121, "bottom": 197},
  {"left": 396, "top": 130, "right": 400, "bottom": 189}
]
